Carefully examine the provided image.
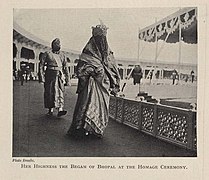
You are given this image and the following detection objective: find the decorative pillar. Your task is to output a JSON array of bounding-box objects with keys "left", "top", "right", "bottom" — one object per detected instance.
[
  {"left": 71, "top": 59, "right": 76, "bottom": 77},
  {"left": 33, "top": 48, "right": 41, "bottom": 74},
  {"left": 72, "top": 64, "right": 77, "bottom": 74},
  {"left": 16, "top": 43, "right": 22, "bottom": 70},
  {"left": 159, "top": 69, "right": 162, "bottom": 79},
  {"left": 32, "top": 47, "right": 41, "bottom": 81},
  {"left": 124, "top": 68, "right": 127, "bottom": 79},
  {"left": 72, "top": 63, "right": 75, "bottom": 76},
  {"left": 142, "top": 69, "right": 145, "bottom": 79}
]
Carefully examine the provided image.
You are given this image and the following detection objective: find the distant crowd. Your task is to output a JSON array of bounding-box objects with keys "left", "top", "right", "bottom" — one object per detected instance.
[
  {"left": 129, "top": 65, "right": 196, "bottom": 86},
  {"left": 13, "top": 64, "right": 196, "bottom": 86},
  {"left": 13, "top": 68, "right": 36, "bottom": 85}
]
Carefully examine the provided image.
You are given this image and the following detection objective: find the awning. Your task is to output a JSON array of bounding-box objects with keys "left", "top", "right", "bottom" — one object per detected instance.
[{"left": 138, "top": 7, "right": 197, "bottom": 44}]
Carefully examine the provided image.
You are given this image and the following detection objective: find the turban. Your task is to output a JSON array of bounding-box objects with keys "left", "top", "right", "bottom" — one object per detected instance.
[{"left": 51, "top": 38, "right": 61, "bottom": 51}]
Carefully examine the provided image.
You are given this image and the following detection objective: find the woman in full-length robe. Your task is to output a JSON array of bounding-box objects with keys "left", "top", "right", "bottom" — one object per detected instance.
[{"left": 67, "top": 23, "right": 120, "bottom": 138}]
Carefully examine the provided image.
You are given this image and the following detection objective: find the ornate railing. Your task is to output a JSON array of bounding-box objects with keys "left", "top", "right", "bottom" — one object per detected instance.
[{"left": 109, "top": 96, "right": 197, "bottom": 151}]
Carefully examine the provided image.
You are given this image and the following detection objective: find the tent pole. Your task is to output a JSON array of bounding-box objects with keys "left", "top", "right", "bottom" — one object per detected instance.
[
  {"left": 154, "top": 18, "right": 158, "bottom": 82},
  {"left": 138, "top": 27, "right": 140, "bottom": 62},
  {"left": 178, "top": 15, "right": 182, "bottom": 83},
  {"left": 138, "top": 27, "right": 141, "bottom": 94}
]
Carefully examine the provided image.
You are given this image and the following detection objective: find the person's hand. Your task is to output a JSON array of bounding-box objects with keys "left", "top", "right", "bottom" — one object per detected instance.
[
  {"left": 40, "top": 82, "right": 44, "bottom": 85},
  {"left": 110, "top": 90, "right": 117, "bottom": 96},
  {"left": 110, "top": 87, "right": 120, "bottom": 97}
]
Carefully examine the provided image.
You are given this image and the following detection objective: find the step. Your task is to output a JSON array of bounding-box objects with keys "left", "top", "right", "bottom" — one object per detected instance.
[
  {"left": 137, "top": 92, "right": 148, "bottom": 96},
  {"left": 143, "top": 95, "right": 152, "bottom": 99},
  {"left": 145, "top": 97, "right": 153, "bottom": 101},
  {"left": 147, "top": 99, "right": 158, "bottom": 103}
]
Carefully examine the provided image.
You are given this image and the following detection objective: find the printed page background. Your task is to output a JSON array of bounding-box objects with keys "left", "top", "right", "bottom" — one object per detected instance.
[{"left": 0, "top": 0, "right": 208, "bottom": 179}]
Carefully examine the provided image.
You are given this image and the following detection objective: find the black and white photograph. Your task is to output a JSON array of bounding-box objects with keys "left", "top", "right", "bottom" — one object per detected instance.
[
  {"left": 1, "top": 0, "right": 209, "bottom": 178},
  {"left": 12, "top": 7, "right": 198, "bottom": 157}
]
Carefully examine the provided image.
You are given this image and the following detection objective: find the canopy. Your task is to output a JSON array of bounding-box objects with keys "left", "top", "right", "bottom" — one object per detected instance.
[{"left": 138, "top": 7, "right": 197, "bottom": 44}]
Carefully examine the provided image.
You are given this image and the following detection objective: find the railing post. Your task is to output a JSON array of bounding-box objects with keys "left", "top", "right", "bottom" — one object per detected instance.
[
  {"left": 138, "top": 102, "right": 142, "bottom": 131},
  {"left": 115, "top": 97, "right": 124, "bottom": 124},
  {"left": 192, "top": 111, "right": 197, "bottom": 151},
  {"left": 153, "top": 104, "right": 158, "bottom": 137},
  {"left": 121, "top": 98, "right": 125, "bottom": 124},
  {"left": 109, "top": 96, "right": 117, "bottom": 120},
  {"left": 187, "top": 110, "right": 194, "bottom": 150}
]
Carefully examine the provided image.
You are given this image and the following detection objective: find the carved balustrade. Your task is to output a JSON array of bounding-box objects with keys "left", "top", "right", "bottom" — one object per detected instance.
[{"left": 109, "top": 96, "right": 197, "bottom": 151}]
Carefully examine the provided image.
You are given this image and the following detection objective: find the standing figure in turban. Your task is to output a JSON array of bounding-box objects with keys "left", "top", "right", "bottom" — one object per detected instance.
[
  {"left": 67, "top": 23, "right": 120, "bottom": 138},
  {"left": 39, "top": 38, "right": 70, "bottom": 117},
  {"left": 131, "top": 65, "right": 143, "bottom": 85}
]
